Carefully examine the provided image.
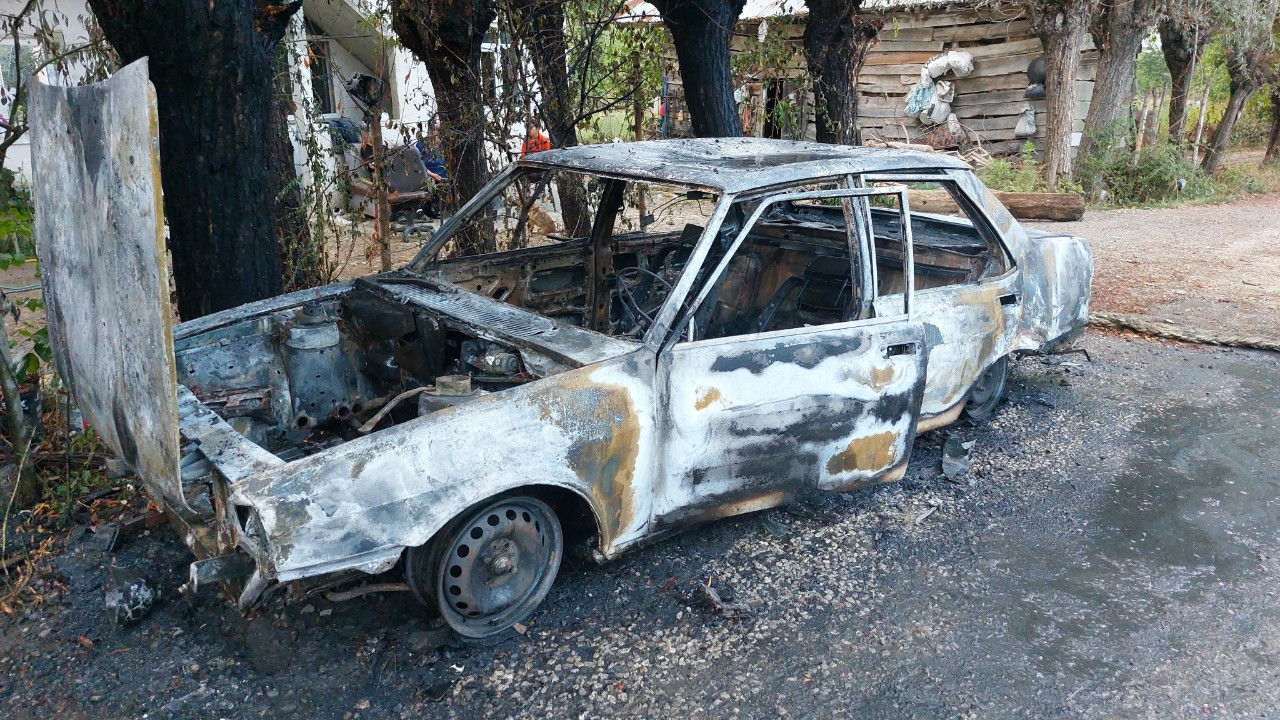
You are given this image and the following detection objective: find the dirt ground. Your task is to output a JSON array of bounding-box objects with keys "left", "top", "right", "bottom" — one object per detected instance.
[
  {"left": 1028, "top": 191, "right": 1280, "bottom": 343},
  {"left": 2, "top": 332, "right": 1278, "bottom": 719}
]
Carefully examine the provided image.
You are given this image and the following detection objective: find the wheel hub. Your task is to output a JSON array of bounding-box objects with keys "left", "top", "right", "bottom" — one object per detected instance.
[{"left": 483, "top": 539, "right": 518, "bottom": 576}]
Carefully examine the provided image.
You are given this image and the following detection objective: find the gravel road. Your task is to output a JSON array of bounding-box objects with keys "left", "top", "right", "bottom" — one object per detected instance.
[
  {"left": 2, "top": 329, "right": 1278, "bottom": 719},
  {"left": 1029, "top": 191, "right": 1280, "bottom": 343}
]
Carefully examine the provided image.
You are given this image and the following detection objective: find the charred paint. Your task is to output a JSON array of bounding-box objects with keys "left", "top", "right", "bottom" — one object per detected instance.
[
  {"left": 527, "top": 371, "right": 644, "bottom": 546},
  {"left": 708, "top": 336, "right": 864, "bottom": 375}
]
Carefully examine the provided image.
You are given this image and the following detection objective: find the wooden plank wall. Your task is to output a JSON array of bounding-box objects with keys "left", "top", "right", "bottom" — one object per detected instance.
[
  {"left": 713, "top": 2, "right": 1097, "bottom": 155},
  {"left": 857, "top": 4, "right": 1097, "bottom": 155}
]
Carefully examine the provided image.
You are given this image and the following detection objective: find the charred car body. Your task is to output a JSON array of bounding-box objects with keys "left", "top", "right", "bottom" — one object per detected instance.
[{"left": 32, "top": 63, "right": 1091, "bottom": 638}]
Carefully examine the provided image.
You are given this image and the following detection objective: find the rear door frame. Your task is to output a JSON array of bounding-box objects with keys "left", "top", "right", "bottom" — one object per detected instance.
[{"left": 650, "top": 185, "right": 928, "bottom": 525}]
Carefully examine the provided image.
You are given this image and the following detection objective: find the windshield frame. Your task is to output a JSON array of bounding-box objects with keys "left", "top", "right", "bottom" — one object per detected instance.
[{"left": 405, "top": 163, "right": 723, "bottom": 274}]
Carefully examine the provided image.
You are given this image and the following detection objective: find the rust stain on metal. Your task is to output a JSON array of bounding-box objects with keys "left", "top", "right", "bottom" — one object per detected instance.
[
  {"left": 827, "top": 431, "right": 899, "bottom": 475},
  {"left": 694, "top": 387, "right": 722, "bottom": 411}
]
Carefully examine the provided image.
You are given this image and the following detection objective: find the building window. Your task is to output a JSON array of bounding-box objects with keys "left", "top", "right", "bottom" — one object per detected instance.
[{"left": 306, "top": 22, "right": 336, "bottom": 116}]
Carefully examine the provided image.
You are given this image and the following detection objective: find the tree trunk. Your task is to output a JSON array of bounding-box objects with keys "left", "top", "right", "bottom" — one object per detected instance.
[
  {"left": 87, "top": 0, "right": 301, "bottom": 319},
  {"left": 1080, "top": 0, "right": 1159, "bottom": 160},
  {"left": 391, "top": 0, "right": 497, "bottom": 255},
  {"left": 1202, "top": 86, "right": 1254, "bottom": 174},
  {"left": 651, "top": 0, "right": 746, "bottom": 138},
  {"left": 802, "top": 0, "right": 881, "bottom": 145},
  {"left": 506, "top": 0, "right": 589, "bottom": 237},
  {"left": 1264, "top": 86, "right": 1280, "bottom": 164},
  {"left": 1031, "top": 0, "right": 1093, "bottom": 191},
  {"left": 1159, "top": 13, "right": 1210, "bottom": 144}
]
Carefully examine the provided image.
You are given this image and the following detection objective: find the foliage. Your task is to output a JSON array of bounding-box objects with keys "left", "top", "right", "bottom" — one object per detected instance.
[
  {"left": 977, "top": 143, "right": 1049, "bottom": 193},
  {"left": 732, "top": 15, "right": 811, "bottom": 139},
  {"left": 1078, "top": 137, "right": 1217, "bottom": 204},
  {"left": 1136, "top": 45, "right": 1172, "bottom": 94}
]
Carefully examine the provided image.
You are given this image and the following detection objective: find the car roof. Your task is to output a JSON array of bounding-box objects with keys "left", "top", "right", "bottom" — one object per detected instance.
[{"left": 518, "top": 138, "right": 968, "bottom": 194}]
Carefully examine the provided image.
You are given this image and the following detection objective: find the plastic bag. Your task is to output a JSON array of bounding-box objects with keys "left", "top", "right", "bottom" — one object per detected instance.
[
  {"left": 926, "top": 98, "right": 952, "bottom": 125},
  {"left": 1014, "top": 104, "right": 1037, "bottom": 138},
  {"left": 934, "top": 80, "right": 955, "bottom": 104},
  {"left": 925, "top": 50, "right": 974, "bottom": 79},
  {"left": 905, "top": 80, "right": 935, "bottom": 115}
]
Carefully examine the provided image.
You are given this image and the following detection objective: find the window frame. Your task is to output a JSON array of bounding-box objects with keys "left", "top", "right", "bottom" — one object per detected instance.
[
  {"left": 664, "top": 185, "right": 916, "bottom": 349},
  {"left": 860, "top": 171, "right": 1017, "bottom": 279}
]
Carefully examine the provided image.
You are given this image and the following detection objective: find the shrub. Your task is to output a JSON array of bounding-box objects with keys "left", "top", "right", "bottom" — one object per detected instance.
[
  {"left": 1078, "top": 136, "right": 1214, "bottom": 206},
  {"left": 977, "top": 142, "right": 1046, "bottom": 193}
]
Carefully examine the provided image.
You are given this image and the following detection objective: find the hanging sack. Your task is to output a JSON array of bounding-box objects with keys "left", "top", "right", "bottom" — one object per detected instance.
[{"left": 1014, "top": 104, "right": 1037, "bottom": 138}]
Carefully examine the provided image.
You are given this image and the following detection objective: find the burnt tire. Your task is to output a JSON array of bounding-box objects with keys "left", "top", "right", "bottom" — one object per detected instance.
[
  {"left": 962, "top": 355, "right": 1009, "bottom": 422},
  {"left": 406, "top": 495, "right": 563, "bottom": 639}
]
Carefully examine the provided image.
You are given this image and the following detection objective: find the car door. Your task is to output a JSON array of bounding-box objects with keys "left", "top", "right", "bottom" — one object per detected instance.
[
  {"left": 865, "top": 173, "right": 1022, "bottom": 424},
  {"left": 652, "top": 187, "right": 928, "bottom": 528}
]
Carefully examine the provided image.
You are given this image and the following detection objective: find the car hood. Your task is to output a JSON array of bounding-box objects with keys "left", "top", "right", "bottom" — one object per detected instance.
[{"left": 30, "top": 60, "right": 191, "bottom": 513}]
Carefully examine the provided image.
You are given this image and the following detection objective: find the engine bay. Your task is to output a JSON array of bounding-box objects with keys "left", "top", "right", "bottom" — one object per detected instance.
[{"left": 173, "top": 280, "right": 609, "bottom": 461}]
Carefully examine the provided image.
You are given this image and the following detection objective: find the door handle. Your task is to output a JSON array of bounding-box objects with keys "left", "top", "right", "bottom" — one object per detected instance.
[
  {"left": 884, "top": 342, "right": 918, "bottom": 357},
  {"left": 999, "top": 293, "right": 1019, "bottom": 306}
]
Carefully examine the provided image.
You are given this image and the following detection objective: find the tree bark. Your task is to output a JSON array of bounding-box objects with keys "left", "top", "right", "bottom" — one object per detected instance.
[
  {"left": 802, "top": 0, "right": 881, "bottom": 145},
  {"left": 1264, "top": 86, "right": 1280, "bottom": 164},
  {"left": 505, "top": 0, "right": 589, "bottom": 237},
  {"left": 1079, "top": 0, "right": 1159, "bottom": 161},
  {"left": 1202, "top": 86, "right": 1254, "bottom": 174},
  {"left": 1030, "top": 0, "right": 1094, "bottom": 191},
  {"left": 391, "top": 0, "right": 497, "bottom": 255},
  {"left": 1159, "top": 11, "right": 1210, "bottom": 144},
  {"left": 1202, "top": 47, "right": 1270, "bottom": 174},
  {"left": 87, "top": 0, "right": 303, "bottom": 318},
  {"left": 650, "top": 0, "right": 747, "bottom": 138}
]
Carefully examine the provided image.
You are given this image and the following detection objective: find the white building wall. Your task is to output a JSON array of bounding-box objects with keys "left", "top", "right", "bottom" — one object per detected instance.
[{"left": 0, "top": 0, "right": 96, "bottom": 180}]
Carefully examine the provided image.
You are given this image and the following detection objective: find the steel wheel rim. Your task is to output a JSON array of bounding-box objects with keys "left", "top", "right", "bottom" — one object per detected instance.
[
  {"left": 965, "top": 356, "right": 1008, "bottom": 417},
  {"left": 435, "top": 497, "right": 562, "bottom": 637}
]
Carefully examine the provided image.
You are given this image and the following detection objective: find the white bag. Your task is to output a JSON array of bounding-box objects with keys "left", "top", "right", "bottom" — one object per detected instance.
[
  {"left": 934, "top": 80, "right": 955, "bottom": 104},
  {"left": 925, "top": 50, "right": 975, "bottom": 79},
  {"left": 1014, "top": 104, "right": 1037, "bottom": 138},
  {"left": 922, "top": 97, "right": 951, "bottom": 125},
  {"left": 946, "top": 50, "right": 974, "bottom": 78}
]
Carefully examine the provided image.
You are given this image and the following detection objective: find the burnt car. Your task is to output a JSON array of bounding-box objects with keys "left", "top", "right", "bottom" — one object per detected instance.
[{"left": 32, "top": 63, "right": 1091, "bottom": 639}]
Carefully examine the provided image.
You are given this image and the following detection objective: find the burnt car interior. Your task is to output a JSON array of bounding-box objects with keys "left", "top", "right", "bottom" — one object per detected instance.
[
  {"left": 425, "top": 172, "right": 1012, "bottom": 342},
  {"left": 172, "top": 171, "right": 1011, "bottom": 461}
]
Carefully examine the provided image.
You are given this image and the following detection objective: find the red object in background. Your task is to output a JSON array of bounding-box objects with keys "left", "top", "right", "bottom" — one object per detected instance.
[{"left": 522, "top": 130, "right": 552, "bottom": 157}]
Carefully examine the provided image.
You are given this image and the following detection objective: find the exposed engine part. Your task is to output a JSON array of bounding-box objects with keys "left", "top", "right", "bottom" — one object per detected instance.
[
  {"left": 436, "top": 374, "right": 472, "bottom": 395},
  {"left": 282, "top": 302, "right": 369, "bottom": 430},
  {"left": 460, "top": 340, "right": 522, "bottom": 377},
  {"left": 418, "top": 375, "right": 488, "bottom": 415}
]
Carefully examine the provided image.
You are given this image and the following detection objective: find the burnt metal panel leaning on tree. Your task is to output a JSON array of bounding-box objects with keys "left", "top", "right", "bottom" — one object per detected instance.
[{"left": 85, "top": 0, "right": 305, "bottom": 319}]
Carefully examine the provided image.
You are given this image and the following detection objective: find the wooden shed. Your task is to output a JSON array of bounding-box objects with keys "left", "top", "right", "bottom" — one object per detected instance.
[
  {"left": 853, "top": 0, "right": 1097, "bottom": 154},
  {"left": 643, "top": 0, "right": 1097, "bottom": 156}
]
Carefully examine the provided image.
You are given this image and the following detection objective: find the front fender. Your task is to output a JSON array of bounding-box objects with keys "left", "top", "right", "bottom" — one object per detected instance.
[{"left": 230, "top": 352, "right": 657, "bottom": 582}]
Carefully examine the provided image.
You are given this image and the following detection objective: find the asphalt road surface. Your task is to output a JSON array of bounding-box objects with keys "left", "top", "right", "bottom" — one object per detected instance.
[{"left": 2, "top": 330, "right": 1278, "bottom": 719}]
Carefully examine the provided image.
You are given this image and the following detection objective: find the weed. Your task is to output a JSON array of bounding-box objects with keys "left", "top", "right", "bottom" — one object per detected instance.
[{"left": 978, "top": 143, "right": 1047, "bottom": 193}]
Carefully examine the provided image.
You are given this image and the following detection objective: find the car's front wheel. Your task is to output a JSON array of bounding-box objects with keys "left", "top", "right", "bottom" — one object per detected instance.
[
  {"left": 406, "top": 495, "right": 563, "bottom": 639},
  {"left": 962, "top": 355, "right": 1009, "bottom": 421}
]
